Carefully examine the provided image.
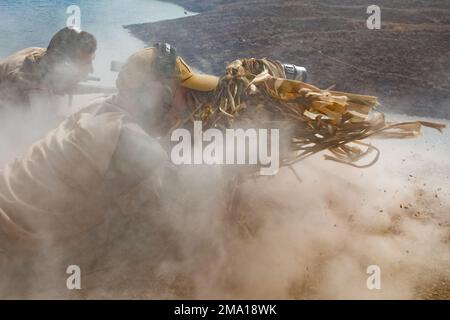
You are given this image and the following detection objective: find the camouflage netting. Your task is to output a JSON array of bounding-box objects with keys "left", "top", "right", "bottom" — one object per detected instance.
[{"left": 171, "top": 58, "right": 446, "bottom": 169}]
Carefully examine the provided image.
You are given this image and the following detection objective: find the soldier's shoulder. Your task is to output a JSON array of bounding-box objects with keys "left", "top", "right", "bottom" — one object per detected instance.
[
  {"left": 0, "top": 47, "right": 46, "bottom": 82},
  {"left": 0, "top": 47, "right": 45, "bottom": 67}
]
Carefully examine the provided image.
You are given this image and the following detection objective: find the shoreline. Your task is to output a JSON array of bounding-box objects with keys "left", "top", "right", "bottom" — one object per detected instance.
[{"left": 157, "top": 0, "right": 225, "bottom": 13}]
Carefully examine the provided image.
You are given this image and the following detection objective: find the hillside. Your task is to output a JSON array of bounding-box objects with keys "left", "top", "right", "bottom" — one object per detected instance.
[{"left": 126, "top": 0, "right": 450, "bottom": 118}]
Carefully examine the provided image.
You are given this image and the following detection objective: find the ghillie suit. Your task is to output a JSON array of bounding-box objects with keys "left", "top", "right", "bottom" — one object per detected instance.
[
  {"left": 164, "top": 57, "right": 446, "bottom": 238},
  {"left": 169, "top": 58, "right": 445, "bottom": 170}
]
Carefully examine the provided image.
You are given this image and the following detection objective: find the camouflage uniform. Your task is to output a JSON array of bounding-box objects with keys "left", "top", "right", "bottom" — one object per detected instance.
[{"left": 0, "top": 47, "right": 50, "bottom": 108}]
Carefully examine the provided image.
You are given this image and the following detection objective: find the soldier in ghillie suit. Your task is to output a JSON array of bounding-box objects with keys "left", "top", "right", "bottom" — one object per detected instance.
[{"left": 117, "top": 44, "right": 445, "bottom": 169}]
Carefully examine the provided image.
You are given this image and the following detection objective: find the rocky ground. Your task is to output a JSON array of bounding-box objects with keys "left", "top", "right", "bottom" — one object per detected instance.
[{"left": 126, "top": 0, "right": 450, "bottom": 118}]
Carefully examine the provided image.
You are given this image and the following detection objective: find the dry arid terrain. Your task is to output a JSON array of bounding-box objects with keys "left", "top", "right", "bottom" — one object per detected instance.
[{"left": 126, "top": 0, "right": 450, "bottom": 118}]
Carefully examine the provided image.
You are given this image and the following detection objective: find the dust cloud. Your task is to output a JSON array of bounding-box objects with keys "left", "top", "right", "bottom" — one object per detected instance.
[
  {"left": 0, "top": 36, "right": 448, "bottom": 299},
  {"left": 79, "top": 115, "right": 449, "bottom": 300}
]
